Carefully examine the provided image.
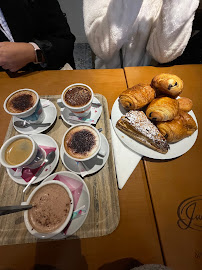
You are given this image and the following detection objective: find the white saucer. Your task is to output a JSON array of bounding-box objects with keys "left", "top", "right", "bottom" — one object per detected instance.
[
  {"left": 13, "top": 99, "right": 57, "bottom": 134},
  {"left": 42, "top": 171, "right": 90, "bottom": 239},
  {"left": 60, "top": 133, "right": 109, "bottom": 176},
  {"left": 7, "top": 134, "right": 59, "bottom": 185},
  {"left": 60, "top": 97, "right": 102, "bottom": 126}
]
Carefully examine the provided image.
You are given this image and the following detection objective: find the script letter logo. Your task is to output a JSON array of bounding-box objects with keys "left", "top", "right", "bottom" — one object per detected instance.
[{"left": 177, "top": 195, "right": 202, "bottom": 231}]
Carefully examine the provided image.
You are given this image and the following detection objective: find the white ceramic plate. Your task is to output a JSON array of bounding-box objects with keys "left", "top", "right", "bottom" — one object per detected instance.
[
  {"left": 111, "top": 98, "right": 198, "bottom": 159},
  {"left": 60, "top": 133, "right": 109, "bottom": 176},
  {"left": 13, "top": 99, "right": 57, "bottom": 134},
  {"left": 60, "top": 97, "right": 102, "bottom": 126},
  {"left": 7, "top": 134, "right": 59, "bottom": 185},
  {"left": 42, "top": 171, "right": 90, "bottom": 238}
]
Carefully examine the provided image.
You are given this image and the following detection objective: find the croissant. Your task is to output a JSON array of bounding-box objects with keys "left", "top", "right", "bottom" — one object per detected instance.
[
  {"left": 151, "top": 73, "right": 183, "bottom": 98},
  {"left": 178, "top": 97, "right": 193, "bottom": 112},
  {"left": 146, "top": 97, "right": 179, "bottom": 121},
  {"left": 119, "top": 84, "right": 155, "bottom": 111},
  {"left": 157, "top": 110, "right": 197, "bottom": 143},
  {"left": 177, "top": 110, "right": 197, "bottom": 136}
]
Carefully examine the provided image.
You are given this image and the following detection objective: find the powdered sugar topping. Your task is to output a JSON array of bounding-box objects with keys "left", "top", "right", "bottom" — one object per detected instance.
[{"left": 125, "top": 111, "right": 165, "bottom": 141}]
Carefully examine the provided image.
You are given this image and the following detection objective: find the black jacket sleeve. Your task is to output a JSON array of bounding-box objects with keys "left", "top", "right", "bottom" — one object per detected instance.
[
  {"left": 0, "top": 0, "right": 75, "bottom": 71},
  {"left": 29, "top": 0, "right": 75, "bottom": 69}
]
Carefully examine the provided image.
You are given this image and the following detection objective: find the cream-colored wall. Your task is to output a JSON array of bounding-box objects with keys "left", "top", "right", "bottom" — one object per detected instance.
[{"left": 58, "top": 0, "right": 87, "bottom": 43}]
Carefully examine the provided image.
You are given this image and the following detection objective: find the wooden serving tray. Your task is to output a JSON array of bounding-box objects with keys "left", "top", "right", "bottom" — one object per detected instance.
[{"left": 0, "top": 94, "right": 120, "bottom": 245}]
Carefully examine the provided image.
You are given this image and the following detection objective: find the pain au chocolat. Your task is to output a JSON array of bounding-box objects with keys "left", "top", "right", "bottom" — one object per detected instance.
[
  {"left": 157, "top": 110, "right": 197, "bottom": 143},
  {"left": 119, "top": 84, "right": 155, "bottom": 111},
  {"left": 116, "top": 110, "right": 169, "bottom": 154},
  {"left": 146, "top": 97, "right": 179, "bottom": 122},
  {"left": 151, "top": 73, "right": 183, "bottom": 98}
]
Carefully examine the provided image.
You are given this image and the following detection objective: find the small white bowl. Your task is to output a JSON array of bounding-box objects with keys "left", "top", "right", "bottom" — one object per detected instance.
[{"left": 23, "top": 180, "right": 74, "bottom": 239}]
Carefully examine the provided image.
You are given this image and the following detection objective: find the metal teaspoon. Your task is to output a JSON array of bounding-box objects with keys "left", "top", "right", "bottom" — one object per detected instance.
[
  {"left": 14, "top": 120, "right": 51, "bottom": 128},
  {"left": 0, "top": 205, "right": 32, "bottom": 216},
  {"left": 22, "top": 151, "right": 56, "bottom": 194}
]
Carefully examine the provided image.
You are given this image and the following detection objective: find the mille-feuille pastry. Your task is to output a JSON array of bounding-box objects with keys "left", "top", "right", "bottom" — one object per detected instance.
[
  {"left": 157, "top": 110, "right": 197, "bottom": 143},
  {"left": 119, "top": 83, "right": 155, "bottom": 111},
  {"left": 151, "top": 73, "right": 183, "bottom": 98},
  {"left": 116, "top": 110, "right": 169, "bottom": 154},
  {"left": 178, "top": 97, "right": 193, "bottom": 112},
  {"left": 146, "top": 97, "right": 179, "bottom": 122}
]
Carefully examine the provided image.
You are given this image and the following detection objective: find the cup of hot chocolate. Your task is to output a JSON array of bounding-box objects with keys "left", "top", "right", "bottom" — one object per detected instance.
[
  {"left": 4, "top": 88, "right": 45, "bottom": 124},
  {"left": 23, "top": 180, "right": 74, "bottom": 239},
  {"left": 57, "top": 83, "right": 94, "bottom": 117},
  {"left": 0, "top": 134, "right": 44, "bottom": 170},
  {"left": 62, "top": 124, "right": 106, "bottom": 161}
]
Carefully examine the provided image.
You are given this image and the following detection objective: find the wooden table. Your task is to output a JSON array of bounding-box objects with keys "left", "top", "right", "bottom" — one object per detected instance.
[
  {"left": 0, "top": 70, "right": 163, "bottom": 269},
  {"left": 124, "top": 64, "right": 202, "bottom": 270}
]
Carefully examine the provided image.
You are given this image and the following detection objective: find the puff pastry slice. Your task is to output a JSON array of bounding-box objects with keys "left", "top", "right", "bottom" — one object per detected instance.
[{"left": 116, "top": 110, "right": 169, "bottom": 154}]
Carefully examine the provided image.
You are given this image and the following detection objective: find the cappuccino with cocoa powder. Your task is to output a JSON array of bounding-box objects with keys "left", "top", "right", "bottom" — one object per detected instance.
[
  {"left": 6, "top": 90, "right": 37, "bottom": 114},
  {"left": 64, "top": 125, "right": 99, "bottom": 160},
  {"left": 64, "top": 85, "right": 92, "bottom": 107}
]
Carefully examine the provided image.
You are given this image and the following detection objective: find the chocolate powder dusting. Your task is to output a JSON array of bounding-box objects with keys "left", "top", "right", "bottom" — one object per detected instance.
[
  {"left": 67, "top": 129, "right": 96, "bottom": 155},
  {"left": 64, "top": 87, "right": 91, "bottom": 107},
  {"left": 28, "top": 184, "right": 71, "bottom": 233},
  {"left": 11, "top": 94, "right": 34, "bottom": 112}
]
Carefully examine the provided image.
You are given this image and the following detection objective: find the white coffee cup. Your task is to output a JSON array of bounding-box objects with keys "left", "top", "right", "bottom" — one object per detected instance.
[
  {"left": 62, "top": 123, "right": 106, "bottom": 162},
  {"left": 57, "top": 83, "right": 94, "bottom": 117},
  {"left": 4, "top": 88, "right": 45, "bottom": 124},
  {"left": 0, "top": 135, "right": 40, "bottom": 169},
  {"left": 23, "top": 180, "right": 74, "bottom": 239}
]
